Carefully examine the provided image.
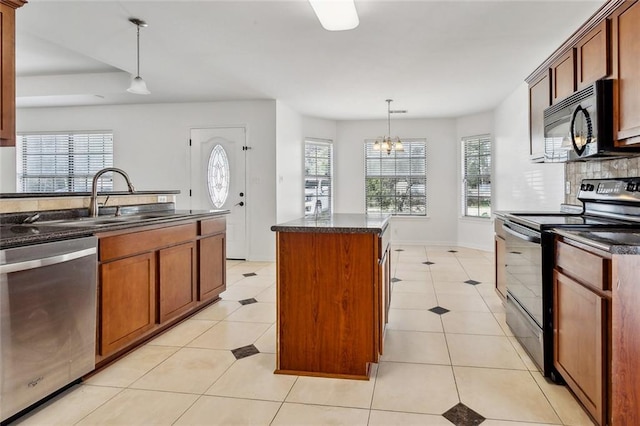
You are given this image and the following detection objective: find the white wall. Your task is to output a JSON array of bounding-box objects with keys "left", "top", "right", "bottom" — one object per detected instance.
[
  {"left": 493, "top": 83, "right": 564, "bottom": 212},
  {"left": 0, "top": 146, "right": 16, "bottom": 192},
  {"left": 456, "top": 112, "right": 494, "bottom": 251},
  {"left": 334, "top": 118, "right": 459, "bottom": 246},
  {"left": 16, "top": 100, "right": 278, "bottom": 261},
  {"left": 275, "top": 101, "right": 304, "bottom": 223}
]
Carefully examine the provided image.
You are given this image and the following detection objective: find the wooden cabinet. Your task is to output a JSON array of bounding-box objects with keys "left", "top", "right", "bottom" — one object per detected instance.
[
  {"left": 494, "top": 216, "right": 507, "bottom": 298},
  {"left": 612, "top": 0, "right": 640, "bottom": 145},
  {"left": 96, "top": 216, "right": 226, "bottom": 363},
  {"left": 554, "top": 239, "right": 611, "bottom": 426},
  {"left": 551, "top": 49, "right": 576, "bottom": 104},
  {"left": 0, "top": 0, "right": 26, "bottom": 147},
  {"left": 99, "top": 252, "right": 156, "bottom": 356},
  {"left": 529, "top": 71, "right": 551, "bottom": 161},
  {"left": 611, "top": 254, "right": 640, "bottom": 426},
  {"left": 198, "top": 217, "right": 226, "bottom": 302},
  {"left": 576, "top": 20, "right": 610, "bottom": 90},
  {"left": 159, "top": 241, "right": 196, "bottom": 323},
  {"left": 274, "top": 224, "right": 389, "bottom": 380}
]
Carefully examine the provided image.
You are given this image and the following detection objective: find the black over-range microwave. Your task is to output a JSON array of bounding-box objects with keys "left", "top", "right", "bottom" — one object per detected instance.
[{"left": 543, "top": 79, "right": 640, "bottom": 162}]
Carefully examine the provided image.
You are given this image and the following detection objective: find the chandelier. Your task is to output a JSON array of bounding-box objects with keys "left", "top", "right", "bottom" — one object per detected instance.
[{"left": 374, "top": 99, "right": 405, "bottom": 155}]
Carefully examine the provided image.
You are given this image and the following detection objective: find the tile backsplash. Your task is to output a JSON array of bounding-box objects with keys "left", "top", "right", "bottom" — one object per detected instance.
[{"left": 565, "top": 156, "right": 640, "bottom": 205}]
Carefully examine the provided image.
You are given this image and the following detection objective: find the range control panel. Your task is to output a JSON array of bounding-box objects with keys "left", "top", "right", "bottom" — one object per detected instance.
[{"left": 578, "top": 178, "right": 640, "bottom": 202}]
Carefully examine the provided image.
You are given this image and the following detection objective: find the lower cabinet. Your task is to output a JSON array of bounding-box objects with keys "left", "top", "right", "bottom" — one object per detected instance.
[
  {"left": 159, "top": 241, "right": 197, "bottom": 323},
  {"left": 554, "top": 238, "right": 611, "bottom": 426},
  {"left": 96, "top": 217, "right": 226, "bottom": 364},
  {"left": 99, "top": 252, "right": 156, "bottom": 356}
]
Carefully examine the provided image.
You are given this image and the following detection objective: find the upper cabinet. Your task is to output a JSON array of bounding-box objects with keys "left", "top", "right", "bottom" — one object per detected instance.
[
  {"left": 576, "top": 20, "right": 610, "bottom": 90},
  {"left": 525, "top": 0, "right": 640, "bottom": 158},
  {"left": 0, "top": 0, "right": 25, "bottom": 147},
  {"left": 551, "top": 49, "right": 576, "bottom": 104},
  {"left": 528, "top": 71, "right": 551, "bottom": 161},
  {"left": 611, "top": 0, "right": 640, "bottom": 145}
]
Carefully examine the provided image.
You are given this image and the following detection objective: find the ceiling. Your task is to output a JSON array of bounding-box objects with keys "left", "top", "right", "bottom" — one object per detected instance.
[{"left": 15, "top": 0, "right": 606, "bottom": 121}]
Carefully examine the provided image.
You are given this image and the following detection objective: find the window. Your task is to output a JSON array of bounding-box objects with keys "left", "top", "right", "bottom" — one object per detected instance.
[
  {"left": 365, "top": 139, "right": 427, "bottom": 216},
  {"left": 16, "top": 132, "right": 114, "bottom": 193},
  {"left": 304, "top": 139, "right": 333, "bottom": 216},
  {"left": 462, "top": 134, "right": 491, "bottom": 218}
]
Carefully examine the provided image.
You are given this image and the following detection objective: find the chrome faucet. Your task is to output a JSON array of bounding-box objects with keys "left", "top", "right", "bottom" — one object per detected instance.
[{"left": 89, "top": 167, "right": 135, "bottom": 217}]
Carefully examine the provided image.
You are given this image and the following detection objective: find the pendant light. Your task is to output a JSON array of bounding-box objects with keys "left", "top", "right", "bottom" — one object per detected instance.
[
  {"left": 374, "top": 99, "right": 405, "bottom": 155},
  {"left": 127, "top": 18, "right": 150, "bottom": 95},
  {"left": 308, "top": 0, "right": 359, "bottom": 31}
]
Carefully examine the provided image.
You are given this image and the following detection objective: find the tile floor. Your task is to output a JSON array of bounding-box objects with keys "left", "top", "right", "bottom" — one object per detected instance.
[{"left": 11, "top": 246, "right": 595, "bottom": 426}]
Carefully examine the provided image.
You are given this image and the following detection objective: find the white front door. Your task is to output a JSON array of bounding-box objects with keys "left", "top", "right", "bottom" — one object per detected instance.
[{"left": 190, "top": 127, "right": 247, "bottom": 259}]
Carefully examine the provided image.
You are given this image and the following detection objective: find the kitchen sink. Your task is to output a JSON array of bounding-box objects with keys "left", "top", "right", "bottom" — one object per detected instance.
[{"left": 40, "top": 213, "right": 184, "bottom": 227}]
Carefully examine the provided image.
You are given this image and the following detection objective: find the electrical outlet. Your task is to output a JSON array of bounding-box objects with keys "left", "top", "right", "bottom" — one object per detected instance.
[
  {"left": 158, "top": 195, "right": 167, "bottom": 203},
  {"left": 565, "top": 181, "right": 571, "bottom": 195}
]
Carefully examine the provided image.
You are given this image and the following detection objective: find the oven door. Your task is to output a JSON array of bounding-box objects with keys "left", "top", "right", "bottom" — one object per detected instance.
[{"left": 502, "top": 221, "right": 544, "bottom": 370}]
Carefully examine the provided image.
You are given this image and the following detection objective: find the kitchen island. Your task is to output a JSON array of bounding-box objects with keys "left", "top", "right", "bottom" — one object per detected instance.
[{"left": 271, "top": 213, "right": 391, "bottom": 380}]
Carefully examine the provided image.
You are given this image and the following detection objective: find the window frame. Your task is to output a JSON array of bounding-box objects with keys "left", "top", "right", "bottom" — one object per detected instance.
[
  {"left": 461, "top": 134, "right": 492, "bottom": 219},
  {"left": 16, "top": 131, "right": 114, "bottom": 193},
  {"left": 304, "top": 138, "right": 333, "bottom": 217},
  {"left": 364, "top": 138, "right": 427, "bottom": 216}
]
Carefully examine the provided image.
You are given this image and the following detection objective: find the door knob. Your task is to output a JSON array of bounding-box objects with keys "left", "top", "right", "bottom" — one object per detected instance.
[
  {"left": 235, "top": 201, "right": 244, "bottom": 207},
  {"left": 239, "top": 192, "right": 244, "bottom": 197}
]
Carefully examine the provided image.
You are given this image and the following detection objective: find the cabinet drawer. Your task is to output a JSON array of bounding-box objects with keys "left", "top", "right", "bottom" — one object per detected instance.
[
  {"left": 199, "top": 217, "right": 226, "bottom": 236},
  {"left": 556, "top": 240, "right": 609, "bottom": 290},
  {"left": 100, "top": 223, "right": 197, "bottom": 261}
]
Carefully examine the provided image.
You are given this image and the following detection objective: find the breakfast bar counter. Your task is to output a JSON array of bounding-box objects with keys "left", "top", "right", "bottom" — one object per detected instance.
[{"left": 271, "top": 213, "right": 391, "bottom": 380}]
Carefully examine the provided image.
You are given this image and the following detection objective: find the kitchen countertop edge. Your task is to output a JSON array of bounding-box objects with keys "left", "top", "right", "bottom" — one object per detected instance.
[{"left": 271, "top": 213, "right": 391, "bottom": 235}]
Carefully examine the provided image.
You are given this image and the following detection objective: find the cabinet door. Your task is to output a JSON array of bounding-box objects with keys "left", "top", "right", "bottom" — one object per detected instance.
[
  {"left": 159, "top": 241, "right": 197, "bottom": 323},
  {"left": 551, "top": 49, "right": 576, "bottom": 104},
  {"left": 0, "top": 2, "right": 16, "bottom": 145},
  {"left": 576, "top": 20, "right": 610, "bottom": 90},
  {"left": 198, "top": 234, "right": 226, "bottom": 302},
  {"left": 553, "top": 270, "right": 606, "bottom": 425},
  {"left": 612, "top": 255, "right": 640, "bottom": 425},
  {"left": 612, "top": 0, "right": 640, "bottom": 144},
  {"left": 529, "top": 71, "right": 551, "bottom": 160},
  {"left": 495, "top": 235, "right": 507, "bottom": 298},
  {"left": 100, "top": 252, "right": 156, "bottom": 356}
]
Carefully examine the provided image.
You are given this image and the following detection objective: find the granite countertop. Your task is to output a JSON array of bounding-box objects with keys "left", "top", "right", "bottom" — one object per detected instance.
[
  {"left": 0, "top": 205, "right": 228, "bottom": 249},
  {"left": 271, "top": 213, "right": 390, "bottom": 234},
  {"left": 554, "top": 228, "right": 640, "bottom": 255},
  {"left": 0, "top": 190, "right": 180, "bottom": 199}
]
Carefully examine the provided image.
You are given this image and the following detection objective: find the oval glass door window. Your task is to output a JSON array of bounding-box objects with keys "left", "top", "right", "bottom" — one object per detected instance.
[{"left": 207, "top": 144, "right": 230, "bottom": 208}]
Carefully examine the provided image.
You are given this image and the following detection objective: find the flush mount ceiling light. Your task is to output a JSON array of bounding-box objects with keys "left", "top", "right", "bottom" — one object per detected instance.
[
  {"left": 308, "top": 0, "right": 359, "bottom": 31},
  {"left": 374, "top": 99, "right": 406, "bottom": 155},
  {"left": 127, "top": 18, "right": 150, "bottom": 95}
]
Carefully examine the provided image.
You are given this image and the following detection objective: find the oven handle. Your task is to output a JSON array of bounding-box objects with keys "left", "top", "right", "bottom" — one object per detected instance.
[
  {"left": 502, "top": 223, "right": 541, "bottom": 244},
  {"left": 0, "top": 247, "right": 96, "bottom": 275}
]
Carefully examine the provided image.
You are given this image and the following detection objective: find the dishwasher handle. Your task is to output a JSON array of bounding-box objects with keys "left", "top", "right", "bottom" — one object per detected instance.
[
  {"left": 0, "top": 247, "right": 96, "bottom": 275},
  {"left": 502, "top": 223, "right": 541, "bottom": 244}
]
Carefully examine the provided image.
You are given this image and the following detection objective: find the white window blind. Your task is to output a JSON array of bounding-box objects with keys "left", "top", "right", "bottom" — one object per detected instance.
[
  {"left": 304, "top": 139, "right": 333, "bottom": 216},
  {"left": 17, "top": 132, "right": 114, "bottom": 193},
  {"left": 462, "top": 134, "right": 491, "bottom": 218},
  {"left": 364, "top": 138, "right": 427, "bottom": 216}
]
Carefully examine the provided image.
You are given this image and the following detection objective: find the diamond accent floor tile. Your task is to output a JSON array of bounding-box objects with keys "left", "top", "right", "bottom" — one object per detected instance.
[
  {"left": 231, "top": 344, "right": 260, "bottom": 360},
  {"left": 395, "top": 249, "right": 405, "bottom": 252},
  {"left": 423, "top": 261, "right": 435, "bottom": 265},
  {"left": 509, "top": 251, "right": 522, "bottom": 255},
  {"left": 243, "top": 272, "right": 257, "bottom": 277},
  {"left": 391, "top": 278, "right": 402, "bottom": 283},
  {"left": 429, "top": 306, "right": 450, "bottom": 315},
  {"left": 448, "top": 250, "right": 458, "bottom": 253},
  {"left": 442, "top": 402, "right": 485, "bottom": 425},
  {"left": 238, "top": 298, "right": 258, "bottom": 305},
  {"left": 464, "top": 279, "right": 481, "bottom": 285}
]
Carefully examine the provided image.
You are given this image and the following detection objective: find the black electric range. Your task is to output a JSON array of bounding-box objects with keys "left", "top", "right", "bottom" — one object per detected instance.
[{"left": 500, "top": 177, "right": 640, "bottom": 383}]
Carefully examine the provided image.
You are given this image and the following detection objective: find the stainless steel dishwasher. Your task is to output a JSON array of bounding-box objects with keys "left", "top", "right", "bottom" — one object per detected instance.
[{"left": 0, "top": 236, "right": 97, "bottom": 422}]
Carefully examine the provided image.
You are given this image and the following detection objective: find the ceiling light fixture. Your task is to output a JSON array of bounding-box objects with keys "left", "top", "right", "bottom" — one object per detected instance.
[
  {"left": 374, "top": 99, "right": 406, "bottom": 155},
  {"left": 308, "top": 0, "right": 359, "bottom": 31},
  {"left": 127, "top": 18, "right": 150, "bottom": 95}
]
